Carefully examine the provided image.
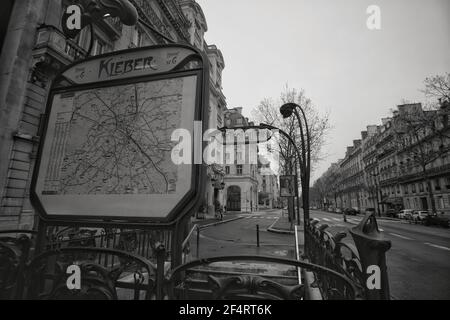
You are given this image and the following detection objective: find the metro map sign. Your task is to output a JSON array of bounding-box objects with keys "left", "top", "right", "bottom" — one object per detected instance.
[{"left": 31, "top": 44, "right": 209, "bottom": 224}]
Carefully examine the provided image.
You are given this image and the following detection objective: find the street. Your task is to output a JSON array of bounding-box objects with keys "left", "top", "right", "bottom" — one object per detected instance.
[
  {"left": 195, "top": 209, "right": 450, "bottom": 300},
  {"left": 195, "top": 209, "right": 296, "bottom": 259},
  {"left": 309, "top": 209, "right": 450, "bottom": 300}
]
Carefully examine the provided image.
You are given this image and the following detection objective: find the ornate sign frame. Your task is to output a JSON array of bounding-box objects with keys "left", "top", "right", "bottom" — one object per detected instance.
[{"left": 30, "top": 44, "right": 209, "bottom": 226}]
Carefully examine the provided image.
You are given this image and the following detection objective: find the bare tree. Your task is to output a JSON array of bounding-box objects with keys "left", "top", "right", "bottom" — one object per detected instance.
[
  {"left": 422, "top": 73, "right": 450, "bottom": 102},
  {"left": 251, "top": 86, "right": 330, "bottom": 178}
]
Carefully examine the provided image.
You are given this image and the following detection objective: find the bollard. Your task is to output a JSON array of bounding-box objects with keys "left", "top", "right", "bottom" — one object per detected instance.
[
  {"left": 349, "top": 212, "right": 391, "bottom": 300},
  {"left": 196, "top": 226, "right": 200, "bottom": 258},
  {"left": 256, "top": 224, "right": 260, "bottom": 247},
  {"left": 154, "top": 242, "right": 166, "bottom": 300}
]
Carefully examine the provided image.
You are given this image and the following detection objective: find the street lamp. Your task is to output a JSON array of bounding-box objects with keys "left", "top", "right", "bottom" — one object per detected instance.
[
  {"left": 62, "top": 0, "right": 138, "bottom": 55},
  {"left": 280, "top": 103, "right": 312, "bottom": 227}
]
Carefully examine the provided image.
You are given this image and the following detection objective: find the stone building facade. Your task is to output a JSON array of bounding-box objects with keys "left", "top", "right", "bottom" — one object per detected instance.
[
  {"left": 222, "top": 107, "right": 259, "bottom": 212},
  {"left": 317, "top": 103, "right": 450, "bottom": 215},
  {"left": 0, "top": 0, "right": 225, "bottom": 229}
]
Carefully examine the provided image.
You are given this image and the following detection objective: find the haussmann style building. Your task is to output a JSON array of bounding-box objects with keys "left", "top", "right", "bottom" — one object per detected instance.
[{"left": 0, "top": 0, "right": 226, "bottom": 229}]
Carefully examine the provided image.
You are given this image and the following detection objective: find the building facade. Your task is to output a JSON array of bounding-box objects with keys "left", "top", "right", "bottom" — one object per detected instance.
[
  {"left": 222, "top": 107, "right": 259, "bottom": 212},
  {"left": 257, "top": 160, "right": 280, "bottom": 209},
  {"left": 317, "top": 103, "right": 450, "bottom": 215},
  {"left": 0, "top": 0, "right": 225, "bottom": 229}
]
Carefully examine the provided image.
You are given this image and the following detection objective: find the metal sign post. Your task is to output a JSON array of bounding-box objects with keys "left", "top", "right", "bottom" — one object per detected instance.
[{"left": 280, "top": 175, "right": 296, "bottom": 223}]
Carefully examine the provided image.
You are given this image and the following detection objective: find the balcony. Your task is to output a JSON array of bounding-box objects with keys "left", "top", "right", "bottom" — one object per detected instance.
[
  {"left": 33, "top": 25, "right": 88, "bottom": 67},
  {"left": 97, "top": 16, "right": 123, "bottom": 40}
]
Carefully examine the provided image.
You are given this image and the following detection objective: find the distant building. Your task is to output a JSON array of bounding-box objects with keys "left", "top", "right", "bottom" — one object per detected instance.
[
  {"left": 257, "top": 158, "right": 279, "bottom": 209},
  {"left": 222, "top": 108, "right": 259, "bottom": 212},
  {"left": 317, "top": 103, "right": 450, "bottom": 215}
]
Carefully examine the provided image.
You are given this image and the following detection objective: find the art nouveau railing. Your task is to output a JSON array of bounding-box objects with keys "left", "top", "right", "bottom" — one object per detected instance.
[
  {"left": 305, "top": 212, "right": 391, "bottom": 300},
  {"left": 0, "top": 213, "right": 390, "bottom": 300},
  {"left": 24, "top": 247, "right": 156, "bottom": 300},
  {"left": 165, "top": 255, "right": 359, "bottom": 300}
]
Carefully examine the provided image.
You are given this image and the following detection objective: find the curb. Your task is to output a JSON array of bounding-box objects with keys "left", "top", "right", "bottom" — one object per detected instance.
[
  {"left": 267, "top": 217, "right": 295, "bottom": 235},
  {"left": 377, "top": 217, "right": 401, "bottom": 222},
  {"left": 199, "top": 216, "right": 245, "bottom": 229}
]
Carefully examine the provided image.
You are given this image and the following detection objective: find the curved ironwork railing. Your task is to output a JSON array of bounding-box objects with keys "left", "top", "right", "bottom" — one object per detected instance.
[
  {"left": 166, "top": 255, "right": 360, "bottom": 300},
  {"left": 0, "top": 230, "right": 37, "bottom": 299},
  {"left": 24, "top": 247, "right": 157, "bottom": 300},
  {"left": 305, "top": 213, "right": 391, "bottom": 300}
]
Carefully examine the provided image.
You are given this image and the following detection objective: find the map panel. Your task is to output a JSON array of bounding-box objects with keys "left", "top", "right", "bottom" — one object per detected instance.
[{"left": 42, "top": 78, "right": 184, "bottom": 196}]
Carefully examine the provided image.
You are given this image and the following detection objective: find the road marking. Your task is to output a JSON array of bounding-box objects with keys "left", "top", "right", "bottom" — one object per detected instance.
[
  {"left": 379, "top": 228, "right": 384, "bottom": 232},
  {"left": 333, "top": 218, "right": 340, "bottom": 221},
  {"left": 389, "top": 233, "right": 413, "bottom": 240},
  {"left": 424, "top": 243, "right": 450, "bottom": 251},
  {"left": 322, "top": 218, "right": 331, "bottom": 222},
  {"left": 335, "top": 224, "right": 344, "bottom": 227}
]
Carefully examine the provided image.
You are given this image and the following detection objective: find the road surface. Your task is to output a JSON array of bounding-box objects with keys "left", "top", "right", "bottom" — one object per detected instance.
[{"left": 309, "top": 209, "right": 450, "bottom": 300}]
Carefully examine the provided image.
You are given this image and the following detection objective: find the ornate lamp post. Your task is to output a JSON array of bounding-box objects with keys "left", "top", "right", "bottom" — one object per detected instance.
[
  {"left": 279, "top": 103, "right": 312, "bottom": 226},
  {"left": 62, "top": 0, "right": 138, "bottom": 55}
]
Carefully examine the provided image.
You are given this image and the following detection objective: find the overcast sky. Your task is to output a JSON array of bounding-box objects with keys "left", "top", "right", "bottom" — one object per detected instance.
[{"left": 197, "top": 0, "right": 450, "bottom": 181}]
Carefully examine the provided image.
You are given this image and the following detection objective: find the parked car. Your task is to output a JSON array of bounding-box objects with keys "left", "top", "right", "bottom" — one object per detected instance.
[
  {"left": 412, "top": 211, "right": 430, "bottom": 222},
  {"left": 344, "top": 208, "right": 358, "bottom": 216},
  {"left": 424, "top": 213, "right": 450, "bottom": 228},
  {"left": 386, "top": 209, "right": 398, "bottom": 218},
  {"left": 335, "top": 208, "right": 342, "bottom": 213},
  {"left": 397, "top": 209, "right": 414, "bottom": 219}
]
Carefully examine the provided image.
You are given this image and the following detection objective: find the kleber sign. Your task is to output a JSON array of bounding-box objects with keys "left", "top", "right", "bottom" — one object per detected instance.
[{"left": 61, "top": 46, "right": 196, "bottom": 85}]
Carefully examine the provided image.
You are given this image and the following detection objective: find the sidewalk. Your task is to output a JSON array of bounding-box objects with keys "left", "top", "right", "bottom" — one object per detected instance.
[
  {"left": 267, "top": 215, "right": 296, "bottom": 234},
  {"left": 192, "top": 212, "right": 245, "bottom": 228}
]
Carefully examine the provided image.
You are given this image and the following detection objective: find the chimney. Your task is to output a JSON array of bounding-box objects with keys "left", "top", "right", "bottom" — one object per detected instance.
[
  {"left": 366, "top": 125, "right": 378, "bottom": 136},
  {"left": 381, "top": 118, "right": 391, "bottom": 126},
  {"left": 398, "top": 103, "right": 422, "bottom": 116},
  {"left": 347, "top": 146, "right": 354, "bottom": 155}
]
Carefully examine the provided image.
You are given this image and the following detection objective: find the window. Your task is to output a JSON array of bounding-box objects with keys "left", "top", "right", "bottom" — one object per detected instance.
[
  {"left": 435, "top": 178, "right": 441, "bottom": 191},
  {"left": 419, "top": 183, "right": 424, "bottom": 192},
  {"left": 439, "top": 197, "right": 444, "bottom": 209},
  {"left": 237, "top": 165, "right": 243, "bottom": 175},
  {"left": 92, "top": 38, "right": 110, "bottom": 56},
  {"left": 225, "top": 166, "right": 230, "bottom": 175},
  {"left": 132, "top": 27, "right": 143, "bottom": 47},
  {"left": 411, "top": 184, "right": 416, "bottom": 193}
]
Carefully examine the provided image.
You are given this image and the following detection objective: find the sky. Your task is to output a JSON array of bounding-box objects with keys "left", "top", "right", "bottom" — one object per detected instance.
[{"left": 196, "top": 0, "right": 450, "bottom": 182}]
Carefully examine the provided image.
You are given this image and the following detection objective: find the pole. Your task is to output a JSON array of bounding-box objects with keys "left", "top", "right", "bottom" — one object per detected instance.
[
  {"left": 294, "top": 161, "right": 301, "bottom": 226},
  {"left": 196, "top": 226, "right": 200, "bottom": 259},
  {"left": 293, "top": 108, "right": 311, "bottom": 227},
  {"left": 155, "top": 243, "right": 165, "bottom": 300},
  {"left": 256, "top": 224, "right": 260, "bottom": 247}
]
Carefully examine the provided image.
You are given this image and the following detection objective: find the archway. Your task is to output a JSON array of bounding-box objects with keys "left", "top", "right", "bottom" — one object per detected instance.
[{"left": 227, "top": 186, "right": 241, "bottom": 211}]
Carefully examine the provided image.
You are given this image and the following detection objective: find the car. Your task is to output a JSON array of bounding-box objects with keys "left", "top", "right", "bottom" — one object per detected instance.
[
  {"left": 424, "top": 213, "right": 450, "bottom": 228},
  {"left": 397, "top": 209, "right": 414, "bottom": 219},
  {"left": 412, "top": 211, "right": 430, "bottom": 222},
  {"left": 344, "top": 208, "right": 358, "bottom": 216},
  {"left": 365, "top": 208, "right": 376, "bottom": 215},
  {"left": 386, "top": 209, "right": 398, "bottom": 218},
  {"left": 335, "top": 208, "right": 342, "bottom": 213}
]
